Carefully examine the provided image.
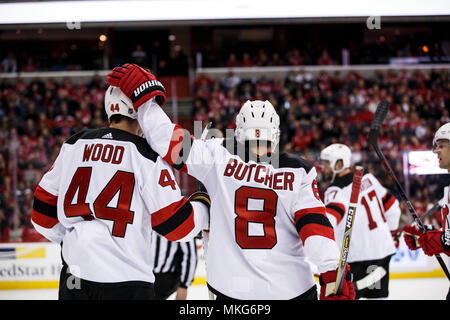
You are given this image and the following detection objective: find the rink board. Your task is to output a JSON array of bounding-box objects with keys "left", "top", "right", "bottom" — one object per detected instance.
[{"left": 0, "top": 239, "right": 447, "bottom": 290}]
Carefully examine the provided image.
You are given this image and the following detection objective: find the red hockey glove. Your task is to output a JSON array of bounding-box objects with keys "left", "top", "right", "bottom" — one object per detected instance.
[
  {"left": 391, "top": 229, "right": 401, "bottom": 249},
  {"left": 319, "top": 265, "right": 355, "bottom": 300},
  {"left": 418, "top": 229, "right": 449, "bottom": 256},
  {"left": 403, "top": 225, "right": 421, "bottom": 251},
  {"left": 106, "top": 63, "right": 166, "bottom": 109}
]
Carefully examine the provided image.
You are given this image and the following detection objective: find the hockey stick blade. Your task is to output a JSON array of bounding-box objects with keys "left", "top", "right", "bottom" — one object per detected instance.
[
  {"left": 335, "top": 166, "right": 364, "bottom": 295},
  {"left": 368, "top": 100, "right": 389, "bottom": 147}
]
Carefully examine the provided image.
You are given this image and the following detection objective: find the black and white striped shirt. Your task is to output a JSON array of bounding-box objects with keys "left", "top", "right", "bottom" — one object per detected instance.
[{"left": 151, "top": 231, "right": 198, "bottom": 288}]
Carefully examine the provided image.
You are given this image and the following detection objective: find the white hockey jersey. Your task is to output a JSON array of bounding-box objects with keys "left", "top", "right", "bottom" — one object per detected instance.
[
  {"left": 32, "top": 127, "right": 208, "bottom": 283},
  {"left": 324, "top": 172, "right": 401, "bottom": 263},
  {"left": 137, "top": 99, "right": 341, "bottom": 300}
]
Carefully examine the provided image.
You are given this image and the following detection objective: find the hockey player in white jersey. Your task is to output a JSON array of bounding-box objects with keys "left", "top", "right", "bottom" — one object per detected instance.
[
  {"left": 403, "top": 123, "right": 450, "bottom": 299},
  {"left": 320, "top": 143, "right": 401, "bottom": 299},
  {"left": 106, "top": 63, "right": 355, "bottom": 300},
  {"left": 31, "top": 85, "right": 210, "bottom": 300}
]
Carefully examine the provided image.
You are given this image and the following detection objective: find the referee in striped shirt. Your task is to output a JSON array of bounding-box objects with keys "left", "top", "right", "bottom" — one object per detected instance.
[{"left": 151, "top": 231, "right": 198, "bottom": 300}]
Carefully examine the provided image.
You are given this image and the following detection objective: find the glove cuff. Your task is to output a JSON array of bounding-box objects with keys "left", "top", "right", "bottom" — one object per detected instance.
[
  {"left": 132, "top": 80, "right": 166, "bottom": 109},
  {"left": 188, "top": 192, "right": 211, "bottom": 209},
  {"left": 441, "top": 229, "right": 450, "bottom": 251}
]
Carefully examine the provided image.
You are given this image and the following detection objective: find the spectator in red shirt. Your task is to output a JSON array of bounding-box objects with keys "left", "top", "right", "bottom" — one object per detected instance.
[
  {"left": 194, "top": 73, "right": 213, "bottom": 88},
  {"left": 225, "top": 53, "right": 240, "bottom": 68},
  {"left": 240, "top": 53, "right": 254, "bottom": 67},
  {"left": 356, "top": 105, "right": 374, "bottom": 123},
  {"left": 317, "top": 49, "right": 335, "bottom": 65},
  {"left": 54, "top": 101, "right": 76, "bottom": 137},
  {"left": 288, "top": 49, "right": 304, "bottom": 66}
]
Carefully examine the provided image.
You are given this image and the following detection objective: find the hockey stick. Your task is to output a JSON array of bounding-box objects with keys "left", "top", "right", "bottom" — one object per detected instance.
[
  {"left": 335, "top": 166, "right": 364, "bottom": 295},
  {"left": 420, "top": 201, "right": 442, "bottom": 222},
  {"left": 368, "top": 100, "right": 450, "bottom": 281},
  {"left": 201, "top": 122, "right": 212, "bottom": 140}
]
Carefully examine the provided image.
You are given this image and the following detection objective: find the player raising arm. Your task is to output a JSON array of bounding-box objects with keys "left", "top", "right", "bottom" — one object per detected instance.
[
  {"left": 106, "top": 63, "right": 355, "bottom": 300},
  {"left": 31, "top": 86, "right": 209, "bottom": 300}
]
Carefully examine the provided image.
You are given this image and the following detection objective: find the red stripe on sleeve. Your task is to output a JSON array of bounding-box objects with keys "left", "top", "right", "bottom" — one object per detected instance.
[
  {"left": 299, "top": 223, "right": 335, "bottom": 243},
  {"left": 31, "top": 209, "right": 59, "bottom": 228},
  {"left": 294, "top": 206, "right": 327, "bottom": 224},
  {"left": 151, "top": 198, "right": 188, "bottom": 227},
  {"left": 383, "top": 194, "right": 396, "bottom": 212},
  {"left": 34, "top": 185, "right": 57, "bottom": 206},
  {"left": 326, "top": 208, "right": 343, "bottom": 224},
  {"left": 294, "top": 206, "right": 335, "bottom": 242},
  {"left": 151, "top": 197, "right": 195, "bottom": 241},
  {"left": 164, "top": 214, "right": 195, "bottom": 241},
  {"left": 325, "top": 202, "right": 346, "bottom": 224}
]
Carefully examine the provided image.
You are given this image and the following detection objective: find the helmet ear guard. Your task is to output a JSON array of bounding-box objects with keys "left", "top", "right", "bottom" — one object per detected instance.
[
  {"left": 235, "top": 100, "right": 280, "bottom": 152},
  {"left": 104, "top": 86, "right": 137, "bottom": 122}
]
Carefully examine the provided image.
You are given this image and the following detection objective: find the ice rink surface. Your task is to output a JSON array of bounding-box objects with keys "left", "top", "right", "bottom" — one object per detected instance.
[{"left": 0, "top": 277, "right": 448, "bottom": 300}]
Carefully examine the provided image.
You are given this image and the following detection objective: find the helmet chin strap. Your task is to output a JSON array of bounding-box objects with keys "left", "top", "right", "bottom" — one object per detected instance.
[
  {"left": 331, "top": 164, "right": 346, "bottom": 183},
  {"left": 330, "top": 171, "right": 336, "bottom": 183}
]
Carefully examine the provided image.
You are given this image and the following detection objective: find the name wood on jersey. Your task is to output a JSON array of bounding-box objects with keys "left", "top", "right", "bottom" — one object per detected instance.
[
  {"left": 223, "top": 158, "right": 294, "bottom": 191},
  {"left": 82, "top": 143, "right": 124, "bottom": 164}
]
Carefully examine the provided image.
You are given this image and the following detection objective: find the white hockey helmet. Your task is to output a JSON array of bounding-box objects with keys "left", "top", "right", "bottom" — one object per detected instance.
[
  {"left": 235, "top": 100, "right": 280, "bottom": 152},
  {"left": 320, "top": 143, "right": 352, "bottom": 174},
  {"left": 433, "top": 122, "right": 450, "bottom": 149},
  {"left": 104, "top": 86, "right": 137, "bottom": 121}
]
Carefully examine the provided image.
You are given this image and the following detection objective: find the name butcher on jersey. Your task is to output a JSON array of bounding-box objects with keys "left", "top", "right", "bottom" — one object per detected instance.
[{"left": 223, "top": 158, "right": 295, "bottom": 191}]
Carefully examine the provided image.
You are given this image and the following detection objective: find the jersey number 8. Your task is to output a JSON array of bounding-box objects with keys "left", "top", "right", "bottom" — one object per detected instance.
[{"left": 234, "top": 186, "right": 278, "bottom": 249}]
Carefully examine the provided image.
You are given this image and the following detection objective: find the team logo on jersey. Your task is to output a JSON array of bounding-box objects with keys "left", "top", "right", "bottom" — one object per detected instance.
[{"left": 102, "top": 133, "right": 113, "bottom": 139}]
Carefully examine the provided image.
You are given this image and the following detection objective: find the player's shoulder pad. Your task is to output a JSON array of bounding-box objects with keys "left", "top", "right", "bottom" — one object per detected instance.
[
  {"left": 364, "top": 172, "right": 377, "bottom": 182},
  {"left": 364, "top": 172, "right": 385, "bottom": 189},
  {"left": 64, "top": 127, "right": 158, "bottom": 162},
  {"left": 64, "top": 129, "right": 94, "bottom": 145},
  {"left": 278, "top": 152, "right": 314, "bottom": 172},
  {"left": 325, "top": 185, "right": 341, "bottom": 195}
]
